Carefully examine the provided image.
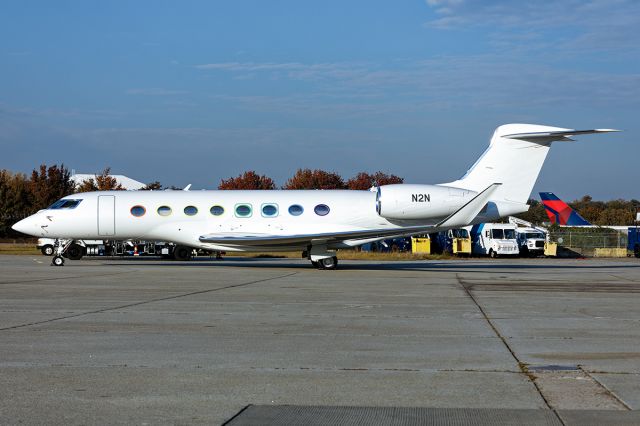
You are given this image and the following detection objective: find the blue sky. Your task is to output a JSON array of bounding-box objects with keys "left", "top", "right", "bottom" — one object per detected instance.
[{"left": 1, "top": 0, "right": 638, "bottom": 199}]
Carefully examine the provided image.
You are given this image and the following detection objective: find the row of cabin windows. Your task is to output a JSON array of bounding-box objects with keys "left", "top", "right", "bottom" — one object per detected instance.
[{"left": 130, "top": 203, "right": 330, "bottom": 218}]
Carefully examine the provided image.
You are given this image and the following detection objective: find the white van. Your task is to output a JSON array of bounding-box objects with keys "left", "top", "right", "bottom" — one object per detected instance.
[{"left": 469, "top": 223, "right": 519, "bottom": 257}]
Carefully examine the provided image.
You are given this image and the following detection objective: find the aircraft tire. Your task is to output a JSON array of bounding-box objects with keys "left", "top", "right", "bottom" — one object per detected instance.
[
  {"left": 66, "top": 244, "right": 85, "bottom": 260},
  {"left": 318, "top": 256, "right": 338, "bottom": 270},
  {"left": 41, "top": 245, "right": 54, "bottom": 256},
  {"left": 51, "top": 255, "right": 65, "bottom": 266},
  {"left": 173, "top": 246, "right": 192, "bottom": 261}
]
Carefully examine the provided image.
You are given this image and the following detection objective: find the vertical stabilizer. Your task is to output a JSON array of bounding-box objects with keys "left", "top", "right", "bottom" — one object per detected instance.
[
  {"left": 443, "top": 124, "right": 618, "bottom": 205},
  {"left": 539, "top": 192, "right": 591, "bottom": 226}
]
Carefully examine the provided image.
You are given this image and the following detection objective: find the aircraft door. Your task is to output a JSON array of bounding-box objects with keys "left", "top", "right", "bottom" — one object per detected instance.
[{"left": 98, "top": 195, "right": 116, "bottom": 236}]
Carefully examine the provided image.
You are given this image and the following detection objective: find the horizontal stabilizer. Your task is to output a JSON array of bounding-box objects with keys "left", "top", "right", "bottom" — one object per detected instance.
[{"left": 503, "top": 128, "right": 619, "bottom": 143}]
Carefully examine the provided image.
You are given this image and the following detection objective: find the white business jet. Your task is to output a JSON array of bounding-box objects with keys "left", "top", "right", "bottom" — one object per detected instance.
[{"left": 13, "top": 124, "right": 617, "bottom": 269}]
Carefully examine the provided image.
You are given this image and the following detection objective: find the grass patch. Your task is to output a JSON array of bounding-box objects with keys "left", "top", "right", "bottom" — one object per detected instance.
[{"left": 0, "top": 243, "right": 40, "bottom": 255}]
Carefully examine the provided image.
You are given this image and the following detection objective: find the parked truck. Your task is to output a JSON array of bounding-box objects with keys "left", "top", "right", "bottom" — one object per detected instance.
[
  {"left": 469, "top": 223, "right": 519, "bottom": 257},
  {"left": 629, "top": 227, "right": 640, "bottom": 258},
  {"left": 508, "top": 217, "right": 547, "bottom": 257}
]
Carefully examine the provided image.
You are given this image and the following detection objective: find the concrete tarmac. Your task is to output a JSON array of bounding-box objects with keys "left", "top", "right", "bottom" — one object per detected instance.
[{"left": 1, "top": 255, "right": 639, "bottom": 424}]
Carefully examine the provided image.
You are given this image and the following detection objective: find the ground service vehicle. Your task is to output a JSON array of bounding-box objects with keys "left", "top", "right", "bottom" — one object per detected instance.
[
  {"left": 508, "top": 217, "right": 547, "bottom": 257},
  {"left": 629, "top": 228, "right": 640, "bottom": 258},
  {"left": 470, "top": 223, "right": 519, "bottom": 257}
]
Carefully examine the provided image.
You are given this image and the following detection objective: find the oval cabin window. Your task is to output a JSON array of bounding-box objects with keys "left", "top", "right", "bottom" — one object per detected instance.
[
  {"left": 288, "top": 204, "right": 304, "bottom": 216},
  {"left": 210, "top": 205, "right": 224, "bottom": 216},
  {"left": 131, "top": 206, "right": 146, "bottom": 217},
  {"left": 157, "top": 206, "right": 172, "bottom": 216},
  {"left": 235, "top": 204, "right": 252, "bottom": 217},
  {"left": 184, "top": 206, "right": 198, "bottom": 216},
  {"left": 262, "top": 204, "right": 278, "bottom": 217},
  {"left": 314, "top": 204, "right": 330, "bottom": 216}
]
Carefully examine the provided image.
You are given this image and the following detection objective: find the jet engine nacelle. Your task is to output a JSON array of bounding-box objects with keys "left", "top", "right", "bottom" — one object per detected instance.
[{"left": 376, "top": 184, "right": 476, "bottom": 220}]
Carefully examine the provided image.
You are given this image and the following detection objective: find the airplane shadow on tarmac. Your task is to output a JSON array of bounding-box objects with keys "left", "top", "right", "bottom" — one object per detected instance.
[{"left": 98, "top": 256, "right": 640, "bottom": 273}]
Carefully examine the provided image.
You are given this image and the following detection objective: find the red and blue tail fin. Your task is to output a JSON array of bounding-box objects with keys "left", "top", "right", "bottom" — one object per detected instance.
[{"left": 539, "top": 192, "right": 591, "bottom": 226}]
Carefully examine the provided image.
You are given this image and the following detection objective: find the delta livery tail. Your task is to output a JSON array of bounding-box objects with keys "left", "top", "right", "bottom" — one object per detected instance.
[{"left": 539, "top": 192, "right": 591, "bottom": 226}]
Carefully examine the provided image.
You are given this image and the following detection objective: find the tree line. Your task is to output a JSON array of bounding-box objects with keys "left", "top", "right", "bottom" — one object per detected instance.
[
  {"left": 516, "top": 196, "right": 640, "bottom": 227},
  {"left": 1, "top": 163, "right": 638, "bottom": 238}
]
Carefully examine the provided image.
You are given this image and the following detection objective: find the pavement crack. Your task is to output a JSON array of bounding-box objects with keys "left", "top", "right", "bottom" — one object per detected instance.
[
  {"left": 0, "top": 272, "right": 298, "bottom": 332},
  {"left": 456, "top": 273, "right": 565, "bottom": 424},
  {"left": 580, "top": 367, "right": 632, "bottom": 410}
]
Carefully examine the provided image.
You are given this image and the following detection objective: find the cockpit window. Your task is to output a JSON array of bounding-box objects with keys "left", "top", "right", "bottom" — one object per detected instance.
[{"left": 48, "top": 199, "right": 82, "bottom": 210}]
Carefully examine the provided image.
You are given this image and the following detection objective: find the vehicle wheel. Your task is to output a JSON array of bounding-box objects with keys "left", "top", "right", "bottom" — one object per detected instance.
[
  {"left": 520, "top": 246, "right": 529, "bottom": 258},
  {"left": 66, "top": 244, "right": 85, "bottom": 260},
  {"left": 41, "top": 245, "right": 54, "bottom": 256},
  {"left": 173, "top": 245, "right": 192, "bottom": 261},
  {"left": 318, "top": 256, "right": 338, "bottom": 270},
  {"left": 489, "top": 249, "right": 498, "bottom": 258},
  {"left": 635, "top": 245, "right": 640, "bottom": 258},
  {"left": 51, "top": 255, "right": 65, "bottom": 266}
]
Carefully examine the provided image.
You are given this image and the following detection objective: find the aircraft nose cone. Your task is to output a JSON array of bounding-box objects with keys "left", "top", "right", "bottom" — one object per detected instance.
[{"left": 12, "top": 217, "right": 36, "bottom": 236}]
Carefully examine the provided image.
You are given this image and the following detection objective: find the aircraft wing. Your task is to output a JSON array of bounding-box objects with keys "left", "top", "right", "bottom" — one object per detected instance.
[
  {"left": 199, "top": 226, "right": 437, "bottom": 247},
  {"left": 199, "top": 183, "right": 499, "bottom": 247}
]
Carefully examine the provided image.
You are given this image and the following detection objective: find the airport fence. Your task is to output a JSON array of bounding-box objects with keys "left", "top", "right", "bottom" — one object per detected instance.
[{"left": 548, "top": 231, "right": 626, "bottom": 249}]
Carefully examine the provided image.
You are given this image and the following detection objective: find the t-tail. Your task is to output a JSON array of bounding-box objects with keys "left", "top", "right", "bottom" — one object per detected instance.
[
  {"left": 539, "top": 192, "right": 591, "bottom": 226},
  {"left": 443, "top": 124, "right": 618, "bottom": 217}
]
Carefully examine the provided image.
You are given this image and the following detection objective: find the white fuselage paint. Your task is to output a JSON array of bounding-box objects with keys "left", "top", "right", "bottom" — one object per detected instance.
[{"left": 16, "top": 185, "right": 477, "bottom": 252}]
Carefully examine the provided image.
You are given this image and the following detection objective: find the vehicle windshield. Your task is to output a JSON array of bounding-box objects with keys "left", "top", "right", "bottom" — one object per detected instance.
[
  {"left": 504, "top": 229, "right": 516, "bottom": 239},
  {"left": 525, "top": 232, "right": 544, "bottom": 239},
  {"left": 452, "top": 229, "right": 469, "bottom": 238},
  {"left": 48, "top": 199, "right": 82, "bottom": 210}
]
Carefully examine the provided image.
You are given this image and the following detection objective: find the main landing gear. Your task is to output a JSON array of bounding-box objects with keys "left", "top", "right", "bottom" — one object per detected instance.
[{"left": 304, "top": 245, "right": 339, "bottom": 270}]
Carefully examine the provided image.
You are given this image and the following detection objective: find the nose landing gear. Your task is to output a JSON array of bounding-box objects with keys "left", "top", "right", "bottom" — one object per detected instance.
[{"left": 50, "top": 239, "right": 74, "bottom": 267}]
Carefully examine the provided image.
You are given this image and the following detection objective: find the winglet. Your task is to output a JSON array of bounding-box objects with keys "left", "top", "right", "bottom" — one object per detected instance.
[
  {"left": 183, "top": 184, "right": 192, "bottom": 191},
  {"left": 437, "top": 183, "right": 501, "bottom": 228}
]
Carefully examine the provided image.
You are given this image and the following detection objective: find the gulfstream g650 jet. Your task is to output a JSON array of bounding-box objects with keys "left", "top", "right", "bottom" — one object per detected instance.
[{"left": 13, "top": 124, "right": 617, "bottom": 269}]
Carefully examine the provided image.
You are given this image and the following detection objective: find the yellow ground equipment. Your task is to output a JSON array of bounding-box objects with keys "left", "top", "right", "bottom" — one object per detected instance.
[
  {"left": 411, "top": 237, "right": 431, "bottom": 254},
  {"left": 544, "top": 242, "right": 557, "bottom": 257},
  {"left": 452, "top": 237, "right": 471, "bottom": 255}
]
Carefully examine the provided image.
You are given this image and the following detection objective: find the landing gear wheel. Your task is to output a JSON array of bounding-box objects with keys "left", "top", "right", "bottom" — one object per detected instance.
[
  {"left": 41, "top": 245, "right": 54, "bottom": 256},
  {"left": 65, "top": 244, "right": 85, "bottom": 260},
  {"left": 173, "top": 246, "right": 193, "bottom": 261},
  {"left": 318, "top": 256, "right": 338, "bottom": 270},
  {"left": 51, "top": 255, "right": 65, "bottom": 266}
]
